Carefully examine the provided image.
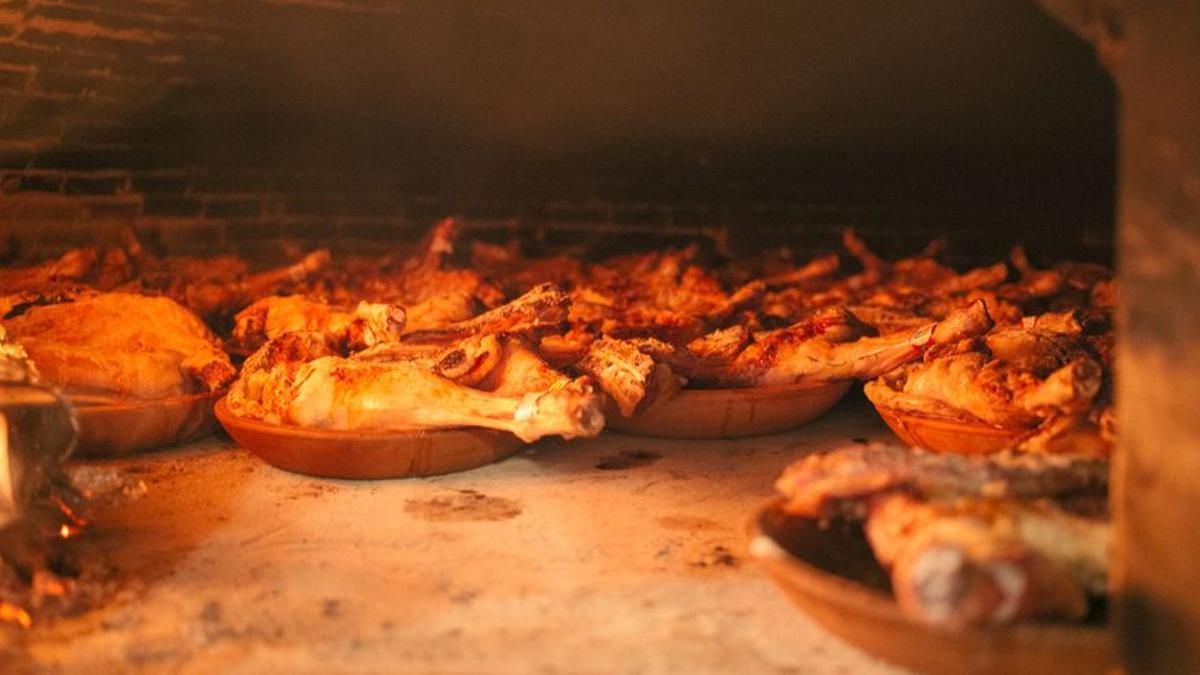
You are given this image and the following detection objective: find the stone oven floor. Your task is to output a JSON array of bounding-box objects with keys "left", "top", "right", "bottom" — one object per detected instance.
[{"left": 5, "top": 393, "right": 904, "bottom": 674}]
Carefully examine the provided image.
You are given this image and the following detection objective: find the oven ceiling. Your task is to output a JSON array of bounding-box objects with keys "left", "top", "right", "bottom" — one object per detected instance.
[{"left": 0, "top": 1, "right": 1115, "bottom": 251}]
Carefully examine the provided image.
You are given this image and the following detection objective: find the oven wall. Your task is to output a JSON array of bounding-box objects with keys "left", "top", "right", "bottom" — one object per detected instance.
[{"left": 0, "top": 1, "right": 1115, "bottom": 261}]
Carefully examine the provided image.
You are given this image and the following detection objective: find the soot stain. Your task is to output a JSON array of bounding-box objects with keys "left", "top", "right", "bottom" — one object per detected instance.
[
  {"left": 594, "top": 449, "right": 662, "bottom": 471},
  {"left": 657, "top": 515, "right": 724, "bottom": 532},
  {"left": 404, "top": 489, "right": 522, "bottom": 522},
  {"left": 689, "top": 545, "right": 740, "bottom": 569}
]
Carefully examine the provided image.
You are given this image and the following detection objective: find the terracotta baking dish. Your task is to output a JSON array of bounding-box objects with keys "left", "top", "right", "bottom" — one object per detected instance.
[
  {"left": 748, "top": 498, "right": 1113, "bottom": 675},
  {"left": 871, "top": 404, "right": 1030, "bottom": 454},
  {"left": 72, "top": 391, "right": 221, "bottom": 457},
  {"left": 605, "top": 379, "right": 852, "bottom": 439},
  {"left": 214, "top": 397, "right": 524, "bottom": 479}
]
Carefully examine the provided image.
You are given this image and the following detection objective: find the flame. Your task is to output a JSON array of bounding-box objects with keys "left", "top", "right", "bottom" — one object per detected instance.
[{"left": 0, "top": 602, "right": 31, "bottom": 629}]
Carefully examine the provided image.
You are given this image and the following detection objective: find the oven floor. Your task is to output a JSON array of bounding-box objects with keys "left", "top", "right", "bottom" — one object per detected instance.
[{"left": 7, "top": 394, "right": 905, "bottom": 674}]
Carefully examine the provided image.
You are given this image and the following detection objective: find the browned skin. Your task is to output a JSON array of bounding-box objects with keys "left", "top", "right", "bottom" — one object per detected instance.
[
  {"left": 0, "top": 248, "right": 98, "bottom": 294},
  {"left": 653, "top": 300, "right": 993, "bottom": 387},
  {"left": 774, "top": 443, "right": 1110, "bottom": 628},
  {"left": 400, "top": 283, "right": 570, "bottom": 344},
  {"left": 774, "top": 443, "right": 1108, "bottom": 520},
  {"left": 576, "top": 337, "right": 682, "bottom": 417},
  {"left": 866, "top": 493, "right": 1106, "bottom": 629},
  {"left": 227, "top": 331, "right": 604, "bottom": 442},
  {"left": 865, "top": 312, "right": 1107, "bottom": 443},
  {"left": 231, "top": 295, "right": 407, "bottom": 353},
  {"left": 3, "top": 292, "right": 235, "bottom": 398}
]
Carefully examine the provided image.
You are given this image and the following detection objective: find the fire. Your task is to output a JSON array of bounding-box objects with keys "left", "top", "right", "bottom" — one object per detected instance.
[
  {"left": 0, "top": 602, "right": 31, "bottom": 629},
  {"left": 51, "top": 495, "right": 88, "bottom": 529}
]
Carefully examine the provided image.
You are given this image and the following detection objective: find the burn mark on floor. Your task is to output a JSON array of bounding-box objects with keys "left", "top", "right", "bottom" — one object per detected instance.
[
  {"left": 689, "top": 545, "right": 740, "bottom": 569},
  {"left": 286, "top": 482, "right": 340, "bottom": 500},
  {"left": 657, "top": 515, "right": 725, "bottom": 532},
  {"left": 404, "top": 490, "right": 522, "bottom": 522},
  {"left": 594, "top": 449, "right": 662, "bottom": 471}
]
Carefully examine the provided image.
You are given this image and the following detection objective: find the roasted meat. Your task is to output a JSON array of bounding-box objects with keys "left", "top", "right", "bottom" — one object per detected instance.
[
  {"left": 576, "top": 337, "right": 683, "bottom": 417},
  {"left": 650, "top": 299, "right": 993, "bottom": 387},
  {"left": 2, "top": 293, "right": 235, "bottom": 398},
  {"left": 0, "top": 248, "right": 97, "bottom": 294},
  {"left": 775, "top": 443, "right": 1108, "bottom": 520},
  {"left": 775, "top": 443, "right": 1110, "bottom": 629},
  {"left": 231, "top": 295, "right": 407, "bottom": 352},
  {"left": 865, "top": 311, "right": 1107, "bottom": 450},
  {"left": 227, "top": 332, "right": 604, "bottom": 442},
  {"left": 867, "top": 493, "right": 1108, "bottom": 628}
]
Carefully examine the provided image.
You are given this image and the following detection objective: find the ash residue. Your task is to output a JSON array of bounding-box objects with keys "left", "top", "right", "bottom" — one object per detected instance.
[
  {"left": 404, "top": 490, "right": 522, "bottom": 522},
  {"left": 595, "top": 449, "right": 661, "bottom": 471},
  {"left": 689, "top": 545, "right": 739, "bottom": 569}
]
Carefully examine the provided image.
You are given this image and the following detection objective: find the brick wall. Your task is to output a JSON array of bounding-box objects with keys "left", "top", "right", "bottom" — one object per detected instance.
[{"left": 0, "top": 1, "right": 1117, "bottom": 262}]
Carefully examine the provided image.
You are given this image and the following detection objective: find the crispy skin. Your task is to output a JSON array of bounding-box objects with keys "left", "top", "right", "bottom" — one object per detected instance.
[
  {"left": 865, "top": 317, "right": 1104, "bottom": 430},
  {"left": 775, "top": 443, "right": 1110, "bottom": 628},
  {"left": 576, "top": 337, "right": 683, "bottom": 417},
  {"left": 774, "top": 443, "right": 1108, "bottom": 519},
  {"left": 3, "top": 293, "right": 235, "bottom": 398},
  {"left": 228, "top": 332, "right": 604, "bottom": 442},
  {"left": 663, "top": 300, "right": 992, "bottom": 387},
  {"left": 401, "top": 283, "right": 570, "bottom": 344},
  {"left": 0, "top": 248, "right": 97, "bottom": 294},
  {"left": 867, "top": 493, "right": 1107, "bottom": 629},
  {"left": 232, "top": 295, "right": 406, "bottom": 352},
  {"left": 0, "top": 326, "right": 38, "bottom": 383}
]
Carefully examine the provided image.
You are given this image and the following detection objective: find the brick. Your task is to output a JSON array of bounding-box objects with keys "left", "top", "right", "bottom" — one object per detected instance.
[
  {"left": 83, "top": 196, "right": 142, "bottom": 218},
  {"left": 21, "top": 29, "right": 163, "bottom": 60},
  {"left": 338, "top": 220, "right": 407, "bottom": 241},
  {"left": 11, "top": 173, "right": 63, "bottom": 192},
  {"left": 461, "top": 201, "right": 521, "bottom": 221},
  {"left": 285, "top": 194, "right": 398, "bottom": 218},
  {"left": 403, "top": 198, "right": 454, "bottom": 224},
  {"left": 148, "top": 221, "right": 226, "bottom": 251},
  {"left": 131, "top": 172, "right": 191, "bottom": 193},
  {"left": 671, "top": 206, "right": 724, "bottom": 228},
  {"left": 0, "top": 44, "right": 41, "bottom": 68},
  {"left": 65, "top": 174, "right": 127, "bottom": 195},
  {"left": 143, "top": 194, "right": 200, "bottom": 217},
  {"left": 204, "top": 198, "right": 261, "bottom": 219},
  {"left": 225, "top": 221, "right": 281, "bottom": 243},
  {"left": 0, "top": 149, "right": 34, "bottom": 169},
  {"left": 0, "top": 69, "right": 32, "bottom": 89},
  {"left": 36, "top": 145, "right": 132, "bottom": 169},
  {"left": 613, "top": 206, "right": 669, "bottom": 226},
  {"left": 280, "top": 219, "right": 337, "bottom": 241},
  {"left": 34, "top": 67, "right": 103, "bottom": 95},
  {"left": 543, "top": 205, "right": 611, "bottom": 224}
]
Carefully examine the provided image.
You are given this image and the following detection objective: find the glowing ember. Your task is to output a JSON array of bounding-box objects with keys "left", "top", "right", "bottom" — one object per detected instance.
[
  {"left": 51, "top": 495, "right": 87, "bottom": 529},
  {"left": 0, "top": 601, "right": 31, "bottom": 629}
]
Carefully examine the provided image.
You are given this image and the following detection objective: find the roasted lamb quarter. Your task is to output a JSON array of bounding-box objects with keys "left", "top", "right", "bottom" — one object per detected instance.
[
  {"left": 1, "top": 292, "right": 235, "bottom": 400},
  {"left": 863, "top": 312, "right": 1110, "bottom": 457},
  {"left": 230, "top": 295, "right": 408, "bottom": 354},
  {"left": 866, "top": 493, "right": 1108, "bottom": 629},
  {"left": 225, "top": 330, "right": 605, "bottom": 444},
  {"left": 772, "top": 443, "right": 1111, "bottom": 630}
]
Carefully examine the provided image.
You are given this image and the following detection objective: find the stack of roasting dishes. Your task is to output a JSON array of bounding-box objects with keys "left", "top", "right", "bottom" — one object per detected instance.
[{"left": 0, "top": 218, "right": 1116, "bottom": 629}]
